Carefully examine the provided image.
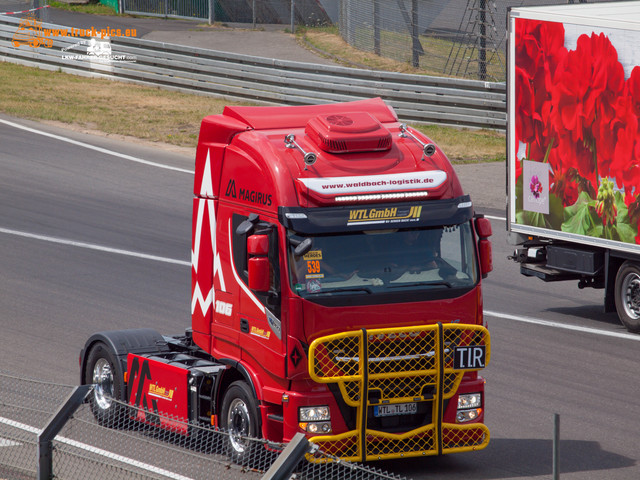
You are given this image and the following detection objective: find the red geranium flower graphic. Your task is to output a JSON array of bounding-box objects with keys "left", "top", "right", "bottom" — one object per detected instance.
[{"left": 515, "top": 19, "right": 640, "bottom": 243}]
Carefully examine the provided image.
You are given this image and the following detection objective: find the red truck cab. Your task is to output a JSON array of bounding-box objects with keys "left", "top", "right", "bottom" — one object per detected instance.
[{"left": 81, "top": 98, "right": 491, "bottom": 463}]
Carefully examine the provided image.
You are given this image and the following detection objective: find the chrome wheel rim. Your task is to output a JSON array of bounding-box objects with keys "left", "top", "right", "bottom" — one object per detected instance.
[
  {"left": 227, "top": 398, "right": 251, "bottom": 453},
  {"left": 92, "top": 358, "right": 114, "bottom": 410},
  {"left": 622, "top": 272, "right": 640, "bottom": 320}
]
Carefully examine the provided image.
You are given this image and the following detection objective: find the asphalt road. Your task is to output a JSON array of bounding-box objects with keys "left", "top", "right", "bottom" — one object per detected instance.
[
  {"left": 0, "top": 117, "right": 193, "bottom": 383},
  {"left": 1, "top": 115, "right": 639, "bottom": 479}
]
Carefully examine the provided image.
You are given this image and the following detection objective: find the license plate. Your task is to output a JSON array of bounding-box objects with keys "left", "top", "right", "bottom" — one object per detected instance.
[{"left": 374, "top": 402, "right": 417, "bottom": 417}]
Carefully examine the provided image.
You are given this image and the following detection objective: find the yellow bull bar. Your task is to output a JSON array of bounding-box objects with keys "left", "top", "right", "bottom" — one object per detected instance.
[{"left": 307, "top": 323, "right": 490, "bottom": 462}]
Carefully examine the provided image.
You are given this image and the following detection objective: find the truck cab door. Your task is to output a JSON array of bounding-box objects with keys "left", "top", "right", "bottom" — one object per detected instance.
[{"left": 231, "top": 213, "right": 286, "bottom": 379}]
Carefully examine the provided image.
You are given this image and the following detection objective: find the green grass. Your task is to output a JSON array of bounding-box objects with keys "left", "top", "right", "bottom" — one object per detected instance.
[
  {"left": 49, "top": 1, "right": 117, "bottom": 15},
  {"left": 0, "top": 61, "right": 504, "bottom": 161},
  {"left": 414, "top": 124, "right": 505, "bottom": 163},
  {"left": 298, "top": 26, "right": 506, "bottom": 82},
  {"left": 0, "top": 62, "right": 243, "bottom": 147}
]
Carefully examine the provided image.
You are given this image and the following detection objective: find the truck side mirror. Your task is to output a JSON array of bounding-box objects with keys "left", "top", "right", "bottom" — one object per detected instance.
[
  {"left": 293, "top": 238, "right": 313, "bottom": 257},
  {"left": 248, "top": 234, "right": 270, "bottom": 292},
  {"left": 236, "top": 213, "right": 259, "bottom": 235},
  {"left": 475, "top": 216, "right": 492, "bottom": 238},
  {"left": 248, "top": 234, "right": 269, "bottom": 256},
  {"left": 475, "top": 217, "right": 493, "bottom": 277},
  {"left": 478, "top": 239, "right": 493, "bottom": 277}
]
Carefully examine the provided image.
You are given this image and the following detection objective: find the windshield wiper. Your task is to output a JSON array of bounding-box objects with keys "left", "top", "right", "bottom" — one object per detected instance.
[
  {"left": 389, "top": 281, "right": 452, "bottom": 289},
  {"left": 313, "top": 287, "right": 373, "bottom": 295}
]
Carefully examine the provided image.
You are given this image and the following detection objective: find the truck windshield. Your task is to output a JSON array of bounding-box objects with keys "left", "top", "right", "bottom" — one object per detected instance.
[{"left": 288, "top": 223, "right": 478, "bottom": 297}]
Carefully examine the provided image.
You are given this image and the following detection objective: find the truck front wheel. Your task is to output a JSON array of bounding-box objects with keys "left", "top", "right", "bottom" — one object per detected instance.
[
  {"left": 85, "top": 342, "right": 125, "bottom": 427},
  {"left": 615, "top": 261, "right": 640, "bottom": 333},
  {"left": 220, "top": 380, "right": 261, "bottom": 465}
]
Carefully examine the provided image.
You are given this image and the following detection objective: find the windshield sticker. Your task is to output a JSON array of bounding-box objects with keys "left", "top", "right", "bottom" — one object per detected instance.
[
  {"left": 305, "top": 273, "right": 324, "bottom": 279},
  {"left": 347, "top": 206, "right": 422, "bottom": 226},
  {"left": 306, "top": 279, "right": 322, "bottom": 293},
  {"left": 303, "top": 250, "right": 323, "bottom": 260},
  {"left": 307, "top": 259, "right": 322, "bottom": 274},
  {"left": 304, "top": 251, "right": 324, "bottom": 279}
]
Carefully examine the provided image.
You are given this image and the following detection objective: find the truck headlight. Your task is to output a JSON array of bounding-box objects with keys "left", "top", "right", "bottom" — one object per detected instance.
[
  {"left": 299, "top": 406, "right": 330, "bottom": 422},
  {"left": 456, "top": 393, "right": 482, "bottom": 423},
  {"left": 457, "top": 393, "right": 481, "bottom": 410},
  {"left": 299, "top": 421, "right": 332, "bottom": 434}
]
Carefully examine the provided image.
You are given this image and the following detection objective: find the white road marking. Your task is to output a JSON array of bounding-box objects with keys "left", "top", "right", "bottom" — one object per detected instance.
[
  {"left": 2, "top": 225, "right": 637, "bottom": 341},
  {"left": 0, "top": 118, "right": 194, "bottom": 174},
  {"left": 0, "top": 227, "right": 190, "bottom": 267},
  {"left": 0, "top": 417, "right": 194, "bottom": 480},
  {"left": 2, "top": 118, "right": 634, "bottom": 341},
  {"left": 485, "top": 310, "right": 640, "bottom": 341},
  {"left": 0, "top": 438, "right": 21, "bottom": 447}
]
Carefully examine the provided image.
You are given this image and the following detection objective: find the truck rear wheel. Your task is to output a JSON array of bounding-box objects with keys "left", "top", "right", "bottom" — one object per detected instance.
[
  {"left": 615, "top": 261, "right": 640, "bottom": 333},
  {"left": 220, "top": 380, "right": 260, "bottom": 465},
  {"left": 85, "top": 342, "right": 125, "bottom": 428}
]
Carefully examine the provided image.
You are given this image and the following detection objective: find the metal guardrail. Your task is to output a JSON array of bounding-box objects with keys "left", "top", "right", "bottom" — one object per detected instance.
[{"left": 0, "top": 15, "right": 506, "bottom": 130}]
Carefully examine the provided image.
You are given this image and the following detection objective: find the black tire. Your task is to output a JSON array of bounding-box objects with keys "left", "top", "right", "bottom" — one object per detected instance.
[
  {"left": 615, "top": 261, "right": 640, "bottom": 333},
  {"left": 85, "top": 342, "right": 126, "bottom": 428},
  {"left": 220, "top": 380, "right": 261, "bottom": 465}
]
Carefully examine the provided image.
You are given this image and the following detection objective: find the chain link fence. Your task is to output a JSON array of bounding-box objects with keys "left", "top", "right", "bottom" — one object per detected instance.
[
  {"left": 0, "top": 371, "right": 70, "bottom": 478},
  {"left": 1, "top": 0, "right": 622, "bottom": 83},
  {"left": 123, "top": 0, "right": 208, "bottom": 21},
  {"left": 121, "top": 0, "right": 333, "bottom": 26},
  {"left": 0, "top": 370, "right": 408, "bottom": 480},
  {"left": 210, "top": 0, "right": 332, "bottom": 25},
  {"left": 337, "top": 0, "right": 623, "bottom": 82},
  {"left": 113, "top": 0, "right": 623, "bottom": 82},
  {"left": 0, "top": 0, "right": 50, "bottom": 21}
]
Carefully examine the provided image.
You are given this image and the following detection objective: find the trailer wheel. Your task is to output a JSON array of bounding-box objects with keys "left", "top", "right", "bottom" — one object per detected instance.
[
  {"left": 85, "top": 342, "right": 125, "bottom": 428},
  {"left": 615, "top": 261, "right": 640, "bottom": 333},
  {"left": 220, "top": 380, "right": 260, "bottom": 465}
]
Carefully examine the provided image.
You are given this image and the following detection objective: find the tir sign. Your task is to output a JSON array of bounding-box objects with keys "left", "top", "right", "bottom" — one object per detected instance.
[{"left": 453, "top": 346, "right": 486, "bottom": 370}]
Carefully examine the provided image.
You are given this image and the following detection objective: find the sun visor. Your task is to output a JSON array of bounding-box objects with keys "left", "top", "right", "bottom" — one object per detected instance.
[{"left": 279, "top": 196, "right": 473, "bottom": 234}]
